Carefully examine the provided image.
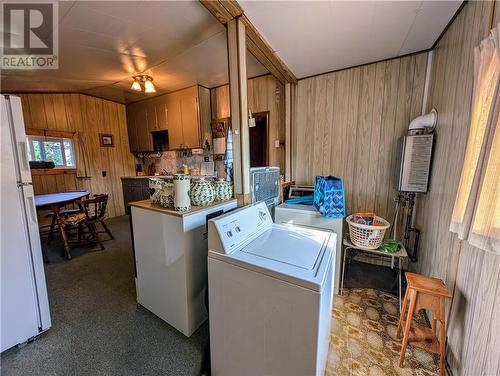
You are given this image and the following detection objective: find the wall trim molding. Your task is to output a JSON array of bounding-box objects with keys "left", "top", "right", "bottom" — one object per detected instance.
[
  {"left": 431, "top": 1, "right": 468, "bottom": 50},
  {"left": 3, "top": 91, "right": 125, "bottom": 105}
]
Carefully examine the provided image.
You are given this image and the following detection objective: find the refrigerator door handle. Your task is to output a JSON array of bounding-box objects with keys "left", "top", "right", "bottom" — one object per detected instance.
[
  {"left": 26, "top": 195, "right": 37, "bottom": 224},
  {"left": 18, "top": 141, "right": 29, "bottom": 171}
]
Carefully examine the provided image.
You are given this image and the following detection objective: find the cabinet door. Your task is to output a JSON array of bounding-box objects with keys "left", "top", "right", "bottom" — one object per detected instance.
[
  {"left": 166, "top": 94, "right": 183, "bottom": 149},
  {"left": 135, "top": 104, "right": 153, "bottom": 151},
  {"left": 155, "top": 96, "right": 168, "bottom": 131},
  {"left": 198, "top": 86, "right": 212, "bottom": 148},
  {"left": 140, "top": 179, "right": 151, "bottom": 200},
  {"left": 126, "top": 103, "right": 152, "bottom": 151},
  {"left": 180, "top": 91, "right": 201, "bottom": 149},
  {"left": 146, "top": 100, "right": 158, "bottom": 132}
]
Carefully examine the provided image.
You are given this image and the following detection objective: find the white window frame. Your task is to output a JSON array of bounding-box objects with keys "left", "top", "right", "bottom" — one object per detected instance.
[{"left": 27, "top": 135, "right": 76, "bottom": 169}]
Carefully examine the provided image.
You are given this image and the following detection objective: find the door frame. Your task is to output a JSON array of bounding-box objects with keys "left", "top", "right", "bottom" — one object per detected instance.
[{"left": 250, "top": 111, "right": 270, "bottom": 166}]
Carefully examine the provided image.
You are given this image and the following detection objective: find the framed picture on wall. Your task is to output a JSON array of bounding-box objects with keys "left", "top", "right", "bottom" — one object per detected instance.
[{"left": 99, "top": 133, "right": 114, "bottom": 147}]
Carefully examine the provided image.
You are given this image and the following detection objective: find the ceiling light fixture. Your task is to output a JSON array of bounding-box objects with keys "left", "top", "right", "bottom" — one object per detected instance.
[
  {"left": 131, "top": 74, "right": 156, "bottom": 93},
  {"left": 144, "top": 77, "right": 156, "bottom": 93},
  {"left": 131, "top": 78, "right": 142, "bottom": 91}
]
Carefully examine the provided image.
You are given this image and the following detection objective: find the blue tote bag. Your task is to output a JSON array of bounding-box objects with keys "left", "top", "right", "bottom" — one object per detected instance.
[{"left": 313, "top": 176, "right": 345, "bottom": 218}]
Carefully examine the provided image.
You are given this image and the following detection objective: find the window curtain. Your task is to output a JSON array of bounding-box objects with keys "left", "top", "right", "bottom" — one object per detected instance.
[
  {"left": 74, "top": 131, "right": 92, "bottom": 179},
  {"left": 450, "top": 24, "right": 500, "bottom": 254}
]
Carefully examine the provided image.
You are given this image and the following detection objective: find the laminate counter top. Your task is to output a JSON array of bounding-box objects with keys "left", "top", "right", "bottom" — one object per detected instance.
[
  {"left": 121, "top": 175, "right": 217, "bottom": 180},
  {"left": 121, "top": 176, "right": 173, "bottom": 179},
  {"left": 129, "top": 199, "right": 238, "bottom": 218}
]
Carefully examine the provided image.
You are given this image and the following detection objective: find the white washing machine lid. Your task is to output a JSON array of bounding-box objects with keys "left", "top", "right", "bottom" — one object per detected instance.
[
  {"left": 241, "top": 226, "right": 324, "bottom": 269},
  {"left": 209, "top": 224, "right": 335, "bottom": 292}
]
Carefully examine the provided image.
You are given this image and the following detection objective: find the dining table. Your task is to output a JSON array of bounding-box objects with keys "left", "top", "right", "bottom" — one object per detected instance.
[{"left": 35, "top": 190, "right": 90, "bottom": 260}]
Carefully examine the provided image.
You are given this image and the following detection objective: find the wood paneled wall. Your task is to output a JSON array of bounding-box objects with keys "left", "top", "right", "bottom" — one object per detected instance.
[
  {"left": 414, "top": 2, "right": 499, "bottom": 375},
  {"left": 292, "top": 53, "right": 427, "bottom": 221},
  {"left": 210, "top": 74, "right": 286, "bottom": 170},
  {"left": 247, "top": 75, "right": 285, "bottom": 169},
  {"left": 19, "top": 93, "right": 136, "bottom": 218},
  {"left": 210, "top": 84, "right": 230, "bottom": 120},
  {"left": 495, "top": 0, "right": 500, "bottom": 25}
]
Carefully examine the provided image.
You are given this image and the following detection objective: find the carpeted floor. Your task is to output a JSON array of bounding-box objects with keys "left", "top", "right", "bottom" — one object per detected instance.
[
  {"left": 326, "top": 288, "right": 441, "bottom": 376},
  {"left": 2, "top": 215, "right": 440, "bottom": 376},
  {"left": 1, "top": 216, "right": 209, "bottom": 376}
]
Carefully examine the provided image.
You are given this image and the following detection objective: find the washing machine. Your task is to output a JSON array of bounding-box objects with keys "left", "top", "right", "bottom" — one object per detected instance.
[
  {"left": 275, "top": 202, "right": 343, "bottom": 294},
  {"left": 207, "top": 202, "right": 335, "bottom": 376}
]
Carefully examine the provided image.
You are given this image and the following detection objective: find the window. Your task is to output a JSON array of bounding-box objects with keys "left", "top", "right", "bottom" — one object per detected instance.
[
  {"left": 450, "top": 25, "right": 500, "bottom": 254},
  {"left": 27, "top": 136, "right": 76, "bottom": 168}
]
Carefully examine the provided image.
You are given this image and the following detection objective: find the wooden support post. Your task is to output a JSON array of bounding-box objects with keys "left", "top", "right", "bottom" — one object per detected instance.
[
  {"left": 227, "top": 17, "right": 250, "bottom": 205},
  {"left": 284, "top": 83, "right": 295, "bottom": 181}
]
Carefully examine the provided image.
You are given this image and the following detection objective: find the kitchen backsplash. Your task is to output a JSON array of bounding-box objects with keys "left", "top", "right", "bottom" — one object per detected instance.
[{"left": 136, "top": 151, "right": 216, "bottom": 176}]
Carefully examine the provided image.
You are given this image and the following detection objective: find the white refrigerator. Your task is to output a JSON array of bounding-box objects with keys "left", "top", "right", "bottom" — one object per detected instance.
[{"left": 1, "top": 95, "right": 51, "bottom": 352}]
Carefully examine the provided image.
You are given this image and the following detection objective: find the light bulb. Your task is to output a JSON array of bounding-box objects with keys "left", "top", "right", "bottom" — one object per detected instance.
[
  {"left": 131, "top": 79, "right": 141, "bottom": 91},
  {"left": 144, "top": 78, "right": 156, "bottom": 93}
]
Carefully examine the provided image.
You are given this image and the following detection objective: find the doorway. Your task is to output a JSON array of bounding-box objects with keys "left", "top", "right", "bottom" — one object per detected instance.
[{"left": 249, "top": 111, "right": 269, "bottom": 167}]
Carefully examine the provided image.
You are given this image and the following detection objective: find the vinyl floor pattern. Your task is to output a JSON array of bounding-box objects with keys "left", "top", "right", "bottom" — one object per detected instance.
[{"left": 326, "top": 288, "right": 441, "bottom": 376}]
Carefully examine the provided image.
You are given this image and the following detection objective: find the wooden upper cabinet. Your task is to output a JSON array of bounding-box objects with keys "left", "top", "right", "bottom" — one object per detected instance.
[
  {"left": 155, "top": 97, "right": 168, "bottom": 131},
  {"left": 145, "top": 100, "right": 158, "bottom": 132},
  {"left": 179, "top": 87, "right": 200, "bottom": 149},
  {"left": 198, "top": 86, "right": 212, "bottom": 148},
  {"left": 126, "top": 102, "right": 152, "bottom": 152},
  {"left": 166, "top": 94, "right": 183, "bottom": 149},
  {"left": 135, "top": 104, "right": 152, "bottom": 151},
  {"left": 125, "top": 85, "right": 203, "bottom": 152}
]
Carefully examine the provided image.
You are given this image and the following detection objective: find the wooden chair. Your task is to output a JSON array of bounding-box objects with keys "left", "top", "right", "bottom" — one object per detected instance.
[
  {"left": 64, "top": 194, "right": 111, "bottom": 251},
  {"left": 92, "top": 194, "right": 114, "bottom": 240},
  {"left": 43, "top": 192, "right": 91, "bottom": 246},
  {"left": 45, "top": 208, "right": 81, "bottom": 245},
  {"left": 397, "top": 272, "right": 451, "bottom": 376}
]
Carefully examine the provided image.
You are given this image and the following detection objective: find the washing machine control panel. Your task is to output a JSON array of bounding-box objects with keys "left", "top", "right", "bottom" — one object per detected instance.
[{"left": 211, "top": 202, "right": 272, "bottom": 254}]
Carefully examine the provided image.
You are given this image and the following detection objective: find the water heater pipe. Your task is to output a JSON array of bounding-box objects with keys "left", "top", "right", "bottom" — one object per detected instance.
[
  {"left": 421, "top": 51, "right": 433, "bottom": 114},
  {"left": 408, "top": 108, "right": 438, "bottom": 132}
]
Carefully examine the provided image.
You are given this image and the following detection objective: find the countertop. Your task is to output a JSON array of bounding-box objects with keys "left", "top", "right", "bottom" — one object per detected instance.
[
  {"left": 121, "top": 175, "right": 217, "bottom": 180},
  {"left": 121, "top": 176, "right": 173, "bottom": 179},
  {"left": 129, "top": 199, "right": 237, "bottom": 217}
]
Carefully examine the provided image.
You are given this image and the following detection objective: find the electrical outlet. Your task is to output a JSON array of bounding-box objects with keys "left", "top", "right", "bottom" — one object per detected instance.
[
  {"left": 274, "top": 140, "right": 281, "bottom": 148},
  {"left": 102, "top": 171, "right": 107, "bottom": 177}
]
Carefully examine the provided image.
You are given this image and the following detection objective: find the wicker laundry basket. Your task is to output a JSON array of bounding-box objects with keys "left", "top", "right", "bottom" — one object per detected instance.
[{"left": 346, "top": 214, "right": 391, "bottom": 250}]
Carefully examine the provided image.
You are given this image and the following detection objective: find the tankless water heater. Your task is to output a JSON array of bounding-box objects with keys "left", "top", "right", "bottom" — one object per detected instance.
[{"left": 394, "top": 134, "right": 434, "bottom": 193}]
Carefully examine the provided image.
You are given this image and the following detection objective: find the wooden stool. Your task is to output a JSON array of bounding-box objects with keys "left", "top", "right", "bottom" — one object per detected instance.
[{"left": 397, "top": 272, "right": 451, "bottom": 376}]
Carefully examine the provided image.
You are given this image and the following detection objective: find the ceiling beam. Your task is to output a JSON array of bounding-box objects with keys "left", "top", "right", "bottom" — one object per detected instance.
[
  {"left": 199, "top": 0, "right": 238, "bottom": 24},
  {"left": 199, "top": 0, "right": 297, "bottom": 84}
]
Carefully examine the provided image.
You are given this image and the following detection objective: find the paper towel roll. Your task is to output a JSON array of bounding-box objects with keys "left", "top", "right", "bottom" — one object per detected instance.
[{"left": 213, "top": 137, "right": 226, "bottom": 154}]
